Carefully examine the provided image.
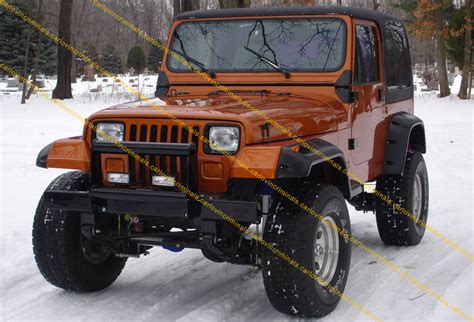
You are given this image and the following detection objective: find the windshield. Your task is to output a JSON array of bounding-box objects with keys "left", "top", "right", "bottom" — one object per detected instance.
[{"left": 167, "top": 18, "right": 346, "bottom": 73}]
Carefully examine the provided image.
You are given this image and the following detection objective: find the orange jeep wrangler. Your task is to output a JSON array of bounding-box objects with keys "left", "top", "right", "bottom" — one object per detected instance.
[{"left": 33, "top": 6, "right": 428, "bottom": 317}]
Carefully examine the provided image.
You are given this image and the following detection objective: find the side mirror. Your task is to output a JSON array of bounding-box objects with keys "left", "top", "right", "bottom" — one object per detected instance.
[{"left": 335, "top": 70, "right": 356, "bottom": 103}]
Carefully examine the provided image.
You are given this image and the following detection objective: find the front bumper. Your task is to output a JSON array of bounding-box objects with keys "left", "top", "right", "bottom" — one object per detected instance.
[
  {"left": 42, "top": 140, "right": 258, "bottom": 222},
  {"left": 43, "top": 188, "right": 258, "bottom": 222},
  {"left": 44, "top": 188, "right": 188, "bottom": 217}
]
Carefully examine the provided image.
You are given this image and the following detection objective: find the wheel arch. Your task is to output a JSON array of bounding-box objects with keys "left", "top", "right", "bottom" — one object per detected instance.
[
  {"left": 383, "top": 112, "right": 426, "bottom": 175},
  {"left": 276, "top": 139, "right": 361, "bottom": 199}
]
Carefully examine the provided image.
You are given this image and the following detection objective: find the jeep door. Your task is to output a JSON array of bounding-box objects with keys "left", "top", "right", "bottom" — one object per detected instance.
[{"left": 350, "top": 20, "right": 384, "bottom": 166}]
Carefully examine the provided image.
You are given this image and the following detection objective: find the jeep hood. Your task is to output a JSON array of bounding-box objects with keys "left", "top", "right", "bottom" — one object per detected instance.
[{"left": 88, "top": 95, "right": 345, "bottom": 144}]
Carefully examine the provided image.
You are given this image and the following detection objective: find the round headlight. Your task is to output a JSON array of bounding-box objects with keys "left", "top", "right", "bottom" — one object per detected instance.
[
  {"left": 209, "top": 126, "right": 240, "bottom": 153},
  {"left": 96, "top": 123, "right": 124, "bottom": 142}
]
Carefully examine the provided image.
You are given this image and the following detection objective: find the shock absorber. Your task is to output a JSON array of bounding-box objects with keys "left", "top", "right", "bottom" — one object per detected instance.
[
  {"left": 258, "top": 182, "right": 273, "bottom": 215},
  {"left": 254, "top": 182, "right": 274, "bottom": 268}
]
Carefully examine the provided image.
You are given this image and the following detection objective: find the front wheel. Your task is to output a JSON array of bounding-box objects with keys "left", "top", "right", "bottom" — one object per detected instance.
[
  {"left": 33, "top": 171, "right": 127, "bottom": 292},
  {"left": 262, "top": 184, "right": 351, "bottom": 317}
]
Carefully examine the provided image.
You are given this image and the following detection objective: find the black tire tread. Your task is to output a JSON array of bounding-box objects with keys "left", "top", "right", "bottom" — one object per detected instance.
[
  {"left": 262, "top": 184, "right": 350, "bottom": 317},
  {"left": 33, "top": 171, "right": 127, "bottom": 292},
  {"left": 375, "top": 152, "right": 429, "bottom": 245}
]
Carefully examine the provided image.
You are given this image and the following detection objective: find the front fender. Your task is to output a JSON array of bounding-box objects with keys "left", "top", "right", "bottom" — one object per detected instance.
[
  {"left": 229, "top": 146, "right": 281, "bottom": 179},
  {"left": 276, "top": 139, "right": 346, "bottom": 178},
  {"left": 276, "top": 139, "right": 360, "bottom": 199},
  {"left": 36, "top": 137, "right": 90, "bottom": 172}
]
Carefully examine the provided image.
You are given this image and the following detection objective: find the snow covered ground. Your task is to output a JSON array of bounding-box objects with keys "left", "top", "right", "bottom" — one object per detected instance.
[{"left": 0, "top": 90, "right": 473, "bottom": 321}]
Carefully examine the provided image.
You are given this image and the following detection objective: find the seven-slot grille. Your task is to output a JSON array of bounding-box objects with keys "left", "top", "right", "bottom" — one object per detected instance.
[
  {"left": 126, "top": 122, "right": 200, "bottom": 189},
  {"left": 92, "top": 120, "right": 201, "bottom": 190}
]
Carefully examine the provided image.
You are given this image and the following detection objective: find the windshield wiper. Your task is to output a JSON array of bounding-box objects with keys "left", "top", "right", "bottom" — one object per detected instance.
[
  {"left": 173, "top": 49, "right": 216, "bottom": 79},
  {"left": 244, "top": 46, "right": 290, "bottom": 79},
  {"left": 208, "top": 89, "right": 272, "bottom": 97}
]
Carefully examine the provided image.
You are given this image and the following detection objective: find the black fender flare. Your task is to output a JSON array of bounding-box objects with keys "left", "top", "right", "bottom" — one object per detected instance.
[
  {"left": 383, "top": 112, "right": 426, "bottom": 175},
  {"left": 276, "top": 139, "right": 361, "bottom": 199},
  {"left": 36, "top": 143, "right": 52, "bottom": 168}
]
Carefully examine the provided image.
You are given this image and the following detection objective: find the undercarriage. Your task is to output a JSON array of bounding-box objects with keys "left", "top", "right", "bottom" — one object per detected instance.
[{"left": 43, "top": 139, "right": 265, "bottom": 265}]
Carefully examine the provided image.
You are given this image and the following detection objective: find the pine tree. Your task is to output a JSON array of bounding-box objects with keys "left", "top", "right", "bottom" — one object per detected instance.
[
  {"left": 446, "top": 7, "right": 468, "bottom": 70},
  {"left": 78, "top": 42, "right": 99, "bottom": 73},
  {"left": 38, "top": 37, "right": 57, "bottom": 76},
  {"left": 147, "top": 42, "right": 164, "bottom": 73},
  {"left": 100, "top": 45, "right": 122, "bottom": 75},
  {"left": 127, "top": 46, "right": 147, "bottom": 75},
  {"left": 0, "top": 2, "right": 56, "bottom": 77},
  {"left": 0, "top": 1, "right": 30, "bottom": 75}
]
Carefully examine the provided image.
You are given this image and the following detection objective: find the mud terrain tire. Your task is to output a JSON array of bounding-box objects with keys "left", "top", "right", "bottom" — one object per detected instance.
[
  {"left": 33, "top": 171, "right": 127, "bottom": 292},
  {"left": 262, "top": 184, "right": 351, "bottom": 317},
  {"left": 376, "top": 152, "right": 429, "bottom": 246}
]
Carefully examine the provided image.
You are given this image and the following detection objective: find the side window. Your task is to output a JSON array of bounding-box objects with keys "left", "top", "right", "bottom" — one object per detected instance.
[
  {"left": 355, "top": 24, "right": 379, "bottom": 84},
  {"left": 384, "top": 21, "right": 411, "bottom": 89}
]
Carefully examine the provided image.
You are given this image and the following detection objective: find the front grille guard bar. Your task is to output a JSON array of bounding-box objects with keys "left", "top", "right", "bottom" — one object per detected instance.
[{"left": 91, "top": 140, "right": 198, "bottom": 190}]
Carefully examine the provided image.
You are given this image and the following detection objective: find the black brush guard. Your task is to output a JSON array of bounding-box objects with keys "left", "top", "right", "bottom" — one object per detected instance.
[{"left": 43, "top": 141, "right": 257, "bottom": 222}]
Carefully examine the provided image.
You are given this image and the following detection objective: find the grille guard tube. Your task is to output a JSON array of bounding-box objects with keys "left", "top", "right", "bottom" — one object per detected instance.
[{"left": 92, "top": 140, "right": 197, "bottom": 155}]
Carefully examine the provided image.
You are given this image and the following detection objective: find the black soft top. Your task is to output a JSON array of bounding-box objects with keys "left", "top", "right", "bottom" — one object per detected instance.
[{"left": 174, "top": 6, "right": 400, "bottom": 26}]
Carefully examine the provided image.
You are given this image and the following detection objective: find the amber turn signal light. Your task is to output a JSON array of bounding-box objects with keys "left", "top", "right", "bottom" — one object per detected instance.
[{"left": 203, "top": 162, "right": 223, "bottom": 178}]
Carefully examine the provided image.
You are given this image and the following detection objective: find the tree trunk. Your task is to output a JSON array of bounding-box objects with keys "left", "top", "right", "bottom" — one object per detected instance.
[
  {"left": 71, "top": 0, "right": 87, "bottom": 83},
  {"left": 21, "top": 26, "right": 32, "bottom": 104},
  {"left": 71, "top": 44, "right": 77, "bottom": 83},
  {"left": 27, "top": 0, "right": 43, "bottom": 99},
  {"left": 281, "top": 0, "right": 316, "bottom": 5},
  {"left": 219, "top": 0, "right": 251, "bottom": 8},
  {"left": 434, "top": 3, "right": 450, "bottom": 98},
  {"left": 52, "top": 0, "right": 73, "bottom": 100},
  {"left": 181, "top": 0, "right": 199, "bottom": 12},
  {"left": 26, "top": 37, "right": 41, "bottom": 99},
  {"left": 468, "top": 58, "right": 473, "bottom": 98},
  {"left": 372, "top": 0, "right": 379, "bottom": 10},
  {"left": 173, "top": 0, "right": 181, "bottom": 16},
  {"left": 458, "top": 0, "right": 472, "bottom": 99},
  {"left": 468, "top": 47, "right": 473, "bottom": 98}
]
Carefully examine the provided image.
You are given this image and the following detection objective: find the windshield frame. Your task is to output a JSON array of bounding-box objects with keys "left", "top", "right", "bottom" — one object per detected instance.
[{"left": 166, "top": 17, "right": 348, "bottom": 74}]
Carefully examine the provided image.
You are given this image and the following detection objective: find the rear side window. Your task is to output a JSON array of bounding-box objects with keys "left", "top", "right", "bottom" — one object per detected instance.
[
  {"left": 384, "top": 21, "right": 411, "bottom": 89},
  {"left": 355, "top": 25, "right": 379, "bottom": 83}
]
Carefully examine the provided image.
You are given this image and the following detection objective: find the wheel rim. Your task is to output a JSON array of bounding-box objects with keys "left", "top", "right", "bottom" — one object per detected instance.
[
  {"left": 412, "top": 172, "right": 423, "bottom": 222},
  {"left": 81, "top": 236, "right": 111, "bottom": 264},
  {"left": 314, "top": 216, "right": 339, "bottom": 286}
]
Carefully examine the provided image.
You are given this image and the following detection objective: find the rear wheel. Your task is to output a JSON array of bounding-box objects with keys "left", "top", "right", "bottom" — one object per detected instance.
[
  {"left": 262, "top": 184, "right": 351, "bottom": 317},
  {"left": 376, "top": 152, "right": 429, "bottom": 245},
  {"left": 33, "top": 171, "right": 127, "bottom": 292}
]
